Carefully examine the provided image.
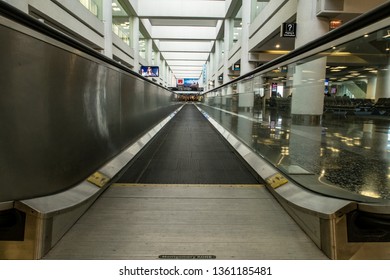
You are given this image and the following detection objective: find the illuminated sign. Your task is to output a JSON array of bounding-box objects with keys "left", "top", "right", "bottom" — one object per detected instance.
[
  {"left": 140, "top": 66, "right": 159, "bottom": 77},
  {"left": 281, "top": 23, "right": 296, "bottom": 38}
]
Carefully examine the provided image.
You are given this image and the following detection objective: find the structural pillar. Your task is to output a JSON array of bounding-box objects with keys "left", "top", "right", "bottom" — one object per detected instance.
[
  {"left": 215, "top": 40, "right": 222, "bottom": 78},
  {"left": 291, "top": 57, "right": 327, "bottom": 125},
  {"left": 223, "top": 18, "right": 232, "bottom": 83},
  {"left": 240, "top": 0, "right": 255, "bottom": 75},
  {"left": 237, "top": 0, "right": 255, "bottom": 111},
  {"left": 206, "top": 58, "right": 212, "bottom": 90},
  {"left": 146, "top": 39, "right": 153, "bottom": 65},
  {"left": 103, "top": 0, "right": 113, "bottom": 58},
  {"left": 210, "top": 51, "right": 216, "bottom": 89},
  {"left": 156, "top": 51, "right": 162, "bottom": 83},
  {"left": 132, "top": 16, "right": 139, "bottom": 70},
  {"left": 375, "top": 57, "right": 390, "bottom": 100},
  {"left": 291, "top": 0, "right": 329, "bottom": 125},
  {"left": 221, "top": 19, "right": 232, "bottom": 105}
]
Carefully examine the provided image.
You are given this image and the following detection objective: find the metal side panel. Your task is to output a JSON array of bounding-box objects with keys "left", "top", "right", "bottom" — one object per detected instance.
[
  {"left": 0, "top": 105, "right": 183, "bottom": 259},
  {"left": 0, "top": 16, "right": 179, "bottom": 202}
]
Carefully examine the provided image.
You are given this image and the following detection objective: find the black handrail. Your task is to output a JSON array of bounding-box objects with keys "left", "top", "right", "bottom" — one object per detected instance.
[
  {"left": 204, "top": 1, "right": 390, "bottom": 94},
  {"left": 0, "top": 1, "right": 170, "bottom": 91}
]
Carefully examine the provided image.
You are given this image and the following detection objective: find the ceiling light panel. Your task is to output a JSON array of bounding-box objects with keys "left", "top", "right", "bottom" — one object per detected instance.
[
  {"left": 166, "top": 60, "right": 206, "bottom": 66},
  {"left": 158, "top": 41, "right": 213, "bottom": 52},
  {"left": 162, "top": 52, "right": 209, "bottom": 60}
]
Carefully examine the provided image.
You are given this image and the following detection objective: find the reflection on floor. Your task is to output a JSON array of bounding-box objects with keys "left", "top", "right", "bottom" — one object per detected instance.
[{"left": 199, "top": 104, "right": 390, "bottom": 200}]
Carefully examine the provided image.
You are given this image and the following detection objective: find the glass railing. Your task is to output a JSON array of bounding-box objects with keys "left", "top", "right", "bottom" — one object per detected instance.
[{"left": 201, "top": 5, "right": 390, "bottom": 202}]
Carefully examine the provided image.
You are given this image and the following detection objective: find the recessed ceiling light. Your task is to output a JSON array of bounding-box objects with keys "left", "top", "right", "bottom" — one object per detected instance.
[{"left": 275, "top": 44, "right": 280, "bottom": 49}]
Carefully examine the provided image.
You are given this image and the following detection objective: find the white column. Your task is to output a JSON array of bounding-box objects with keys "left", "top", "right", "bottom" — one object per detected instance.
[
  {"left": 366, "top": 77, "right": 377, "bottom": 100},
  {"left": 215, "top": 40, "right": 222, "bottom": 75},
  {"left": 163, "top": 62, "right": 168, "bottom": 85},
  {"left": 168, "top": 66, "right": 171, "bottom": 87},
  {"left": 103, "top": 0, "right": 113, "bottom": 58},
  {"left": 206, "top": 60, "right": 212, "bottom": 90},
  {"left": 291, "top": 57, "right": 327, "bottom": 115},
  {"left": 132, "top": 16, "right": 139, "bottom": 70},
  {"left": 290, "top": 0, "right": 329, "bottom": 125},
  {"left": 238, "top": 79, "right": 254, "bottom": 110},
  {"left": 240, "top": 0, "right": 255, "bottom": 75},
  {"left": 146, "top": 39, "right": 153, "bottom": 65},
  {"left": 236, "top": 0, "right": 254, "bottom": 110},
  {"left": 209, "top": 51, "right": 215, "bottom": 87},
  {"left": 160, "top": 61, "right": 165, "bottom": 84},
  {"left": 222, "top": 43, "right": 229, "bottom": 105},
  {"left": 156, "top": 51, "right": 162, "bottom": 83},
  {"left": 295, "top": 0, "right": 329, "bottom": 48},
  {"left": 223, "top": 18, "right": 232, "bottom": 83},
  {"left": 375, "top": 58, "right": 390, "bottom": 100}
]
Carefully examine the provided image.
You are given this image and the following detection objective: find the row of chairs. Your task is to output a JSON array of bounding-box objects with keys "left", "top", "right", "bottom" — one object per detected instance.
[
  {"left": 323, "top": 96, "right": 356, "bottom": 112},
  {"left": 324, "top": 97, "right": 390, "bottom": 115},
  {"left": 265, "top": 96, "right": 390, "bottom": 116}
]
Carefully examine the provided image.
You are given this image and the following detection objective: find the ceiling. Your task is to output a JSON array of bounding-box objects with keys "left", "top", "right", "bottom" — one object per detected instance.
[
  {"left": 112, "top": 0, "right": 298, "bottom": 81},
  {"left": 112, "top": 0, "right": 388, "bottom": 83},
  {"left": 135, "top": 0, "right": 229, "bottom": 80}
]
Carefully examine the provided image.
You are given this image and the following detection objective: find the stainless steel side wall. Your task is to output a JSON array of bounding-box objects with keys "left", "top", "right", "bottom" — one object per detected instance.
[{"left": 0, "top": 20, "right": 180, "bottom": 202}]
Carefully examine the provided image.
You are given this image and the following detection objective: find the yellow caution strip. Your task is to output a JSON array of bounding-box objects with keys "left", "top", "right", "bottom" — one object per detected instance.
[
  {"left": 266, "top": 173, "right": 288, "bottom": 189},
  {"left": 87, "top": 171, "right": 111, "bottom": 188}
]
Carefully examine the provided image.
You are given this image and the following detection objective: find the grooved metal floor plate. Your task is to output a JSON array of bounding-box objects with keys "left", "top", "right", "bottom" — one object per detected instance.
[{"left": 44, "top": 184, "right": 327, "bottom": 260}]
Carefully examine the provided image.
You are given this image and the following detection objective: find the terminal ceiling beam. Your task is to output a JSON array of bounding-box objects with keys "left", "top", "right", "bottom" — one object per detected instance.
[
  {"left": 152, "top": 26, "right": 217, "bottom": 40},
  {"left": 137, "top": 0, "right": 225, "bottom": 18},
  {"left": 157, "top": 41, "right": 213, "bottom": 53}
]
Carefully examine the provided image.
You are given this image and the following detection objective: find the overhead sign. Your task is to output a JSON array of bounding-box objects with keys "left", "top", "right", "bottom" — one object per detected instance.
[{"left": 281, "top": 23, "right": 296, "bottom": 37}]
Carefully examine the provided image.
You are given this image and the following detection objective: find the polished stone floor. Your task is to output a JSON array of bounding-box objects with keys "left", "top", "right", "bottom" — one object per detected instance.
[{"left": 199, "top": 104, "right": 390, "bottom": 201}]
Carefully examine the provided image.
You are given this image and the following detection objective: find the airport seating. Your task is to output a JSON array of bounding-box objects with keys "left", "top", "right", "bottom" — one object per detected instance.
[{"left": 323, "top": 96, "right": 356, "bottom": 114}]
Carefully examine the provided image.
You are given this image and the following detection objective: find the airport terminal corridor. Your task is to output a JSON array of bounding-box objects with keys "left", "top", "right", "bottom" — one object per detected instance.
[
  {"left": 1, "top": 1, "right": 390, "bottom": 262},
  {"left": 43, "top": 104, "right": 327, "bottom": 259}
]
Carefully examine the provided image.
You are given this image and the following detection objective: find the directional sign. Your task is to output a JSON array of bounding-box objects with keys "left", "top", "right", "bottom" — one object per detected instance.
[{"left": 281, "top": 23, "right": 297, "bottom": 37}]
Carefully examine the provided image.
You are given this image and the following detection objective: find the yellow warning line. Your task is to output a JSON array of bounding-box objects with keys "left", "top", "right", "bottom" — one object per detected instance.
[{"left": 112, "top": 183, "right": 264, "bottom": 188}]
